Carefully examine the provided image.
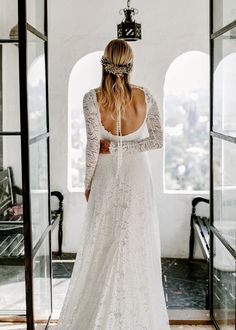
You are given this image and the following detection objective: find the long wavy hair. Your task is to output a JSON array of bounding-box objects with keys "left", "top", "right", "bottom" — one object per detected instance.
[{"left": 98, "top": 39, "right": 133, "bottom": 119}]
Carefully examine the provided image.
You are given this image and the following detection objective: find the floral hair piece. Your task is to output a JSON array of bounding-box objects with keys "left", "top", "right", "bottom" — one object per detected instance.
[{"left": 101, "top": 56, "right": 133, "bottom": 77}]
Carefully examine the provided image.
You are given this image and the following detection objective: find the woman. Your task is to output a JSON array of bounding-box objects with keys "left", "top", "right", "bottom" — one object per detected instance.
[{"left": 56, "top": 39, "right": 170, "bottom": 329}]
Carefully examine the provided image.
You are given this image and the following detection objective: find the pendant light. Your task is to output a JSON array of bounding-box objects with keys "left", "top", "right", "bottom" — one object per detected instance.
[{"left": 117, "top": 0, "right": 141, "bottom": 41}]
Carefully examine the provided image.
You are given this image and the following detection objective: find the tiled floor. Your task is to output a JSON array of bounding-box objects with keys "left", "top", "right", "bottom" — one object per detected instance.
[
  {"left": 0, "top": 254, "right": 213, "bottom": 329},
  {"left": 0, "top": 254, "right": 208, "bottom": 313},
  {"left": 51, "top": 254, "right": 209, "bottom": 312},
  {"left": 162, "top": 258, "right": 208, "bottom": 309}
]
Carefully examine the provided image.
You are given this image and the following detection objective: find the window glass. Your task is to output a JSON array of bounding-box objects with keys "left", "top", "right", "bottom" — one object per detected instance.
[
  {"left": 164, "top": 52, "right": 209, "bottom": 192},
  {"left": 214, "top": 0, "right": 236, "bottom": 31},
  {"left": 213, "top": 30, "right": 236, "bottom": 137}
]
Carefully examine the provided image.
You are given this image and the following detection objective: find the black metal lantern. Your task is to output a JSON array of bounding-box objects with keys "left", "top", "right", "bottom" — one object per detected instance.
[{"left": 117, "top": 0, "right": 141, "bottom": 41}]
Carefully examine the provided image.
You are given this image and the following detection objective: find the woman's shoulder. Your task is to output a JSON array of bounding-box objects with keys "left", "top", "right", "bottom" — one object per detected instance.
[
  {"left": 83, "top": 85, "right": 154, "bottom": 104},
  {"left": 130, "top": 84, "right": 152, "bottom": 95},
  {"left": 83, "top": 88, "right": 95, "bottom": 98},
  {"left": 85, "top": 84, "right": 150, "bottom": 94},
  {"left": 130, "top": 83, "right": 145, "bottom": 91},
  {"left": 82, "top": 89, "right": 98, "bottom": 114},
  {"left": 83, "top": 88, "right": 98, "bottom": 106},
  {"left": 130, "top": 84, "right": 155, "bottom": 104}
]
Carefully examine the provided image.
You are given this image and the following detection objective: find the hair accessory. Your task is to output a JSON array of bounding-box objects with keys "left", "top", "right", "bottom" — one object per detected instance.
[{"left": 101, "top": 56, "right": 133, "bottom": 77}]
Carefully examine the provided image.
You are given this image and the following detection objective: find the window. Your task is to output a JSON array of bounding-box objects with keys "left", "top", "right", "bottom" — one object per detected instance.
[
  {"left": 68, "top": 51, "right": 103, "bottom": 191},
  {"left": 164, "top": 51, "right": 209, "bottom": 192},
  {"left": 28, "top": 53, "right": 47, "bottom": 138},
  {"left": 214, "top": 52, "right": 236, "bottom": 136}
]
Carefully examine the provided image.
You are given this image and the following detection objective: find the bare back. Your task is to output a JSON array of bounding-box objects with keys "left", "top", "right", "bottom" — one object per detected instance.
[{"left": 95, "top": 87, "right": 147, "bottom": 137}]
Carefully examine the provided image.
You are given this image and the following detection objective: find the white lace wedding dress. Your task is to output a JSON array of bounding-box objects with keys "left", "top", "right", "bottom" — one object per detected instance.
[{"left": 56, "top": 85, "right": 170, "bottom": 329}]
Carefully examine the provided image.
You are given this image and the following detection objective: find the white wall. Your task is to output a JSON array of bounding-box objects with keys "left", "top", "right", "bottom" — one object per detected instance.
[{"left": 48, "top": 0, "right": 210, "bottom": 257}]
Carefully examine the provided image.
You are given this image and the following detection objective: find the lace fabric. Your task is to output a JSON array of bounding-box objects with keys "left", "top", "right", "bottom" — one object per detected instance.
[
  {"left": 54, "top": 85, "right": 170, "bottom": 329},
  {"left": 83, "top": 85, "right": 163, "bottom": 191},
  {"left": 55, "top": 151, "right": 170, "bottom": 329}
]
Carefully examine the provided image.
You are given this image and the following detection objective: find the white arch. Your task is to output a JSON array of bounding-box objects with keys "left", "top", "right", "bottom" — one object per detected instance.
[
  {"left": 28, "top": 54, "right": 45, "bottom": 87},
  {"left": 214, "top": 52, "right": 236, "bottom": 134},
  {"left": 163, "top": 51, "right": 209, "bottom": 192},
  {"left": 27, "top": 54, "right": 47, "bottom": 138},
  {"left": 164, "top": 51, "right": 209, "bottom": 95},
  {"left": 68, "top": 51, "right": 103, "bottom": 192}
]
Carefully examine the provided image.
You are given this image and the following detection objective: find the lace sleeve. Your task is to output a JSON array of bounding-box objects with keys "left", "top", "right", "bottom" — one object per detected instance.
[
  {"left": 109, "top": 89, "right": 163, "bottom": 154},
  {"left": 83, "top": 91, "right": 101, "bottom": 191}
]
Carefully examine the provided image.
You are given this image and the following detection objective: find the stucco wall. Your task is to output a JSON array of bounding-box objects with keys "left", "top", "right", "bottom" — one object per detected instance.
[{"left": 48, "top": 0, "right": 209, "bottom": 257}]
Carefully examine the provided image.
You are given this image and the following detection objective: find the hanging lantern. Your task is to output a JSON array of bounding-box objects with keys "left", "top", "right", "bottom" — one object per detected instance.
[{"left": 117, "top": 0, "right": 141, "bottom": 41}]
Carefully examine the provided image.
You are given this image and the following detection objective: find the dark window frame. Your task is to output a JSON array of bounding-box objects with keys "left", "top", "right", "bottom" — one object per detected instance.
[{"left": 209, "top": 1, "right": 236, "bottom": 329}]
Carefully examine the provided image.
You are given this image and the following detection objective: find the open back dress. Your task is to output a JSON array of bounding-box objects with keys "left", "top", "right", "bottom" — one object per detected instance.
[{"left": 56, "top": 84, "right": 170, "bottom": 330}]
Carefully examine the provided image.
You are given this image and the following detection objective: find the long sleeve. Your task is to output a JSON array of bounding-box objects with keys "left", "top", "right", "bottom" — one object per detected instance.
[
  {"left": 109, "top": 88, "right": 163, "bottom": 154},
  {"left": 83, "top": 91, "right": 101, "bottom": 191}
]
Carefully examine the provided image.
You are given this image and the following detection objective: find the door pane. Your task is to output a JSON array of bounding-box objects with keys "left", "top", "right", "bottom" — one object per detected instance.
[
  {"left": 0, "top": 265, "right": 26, "bottom": 314},
  {"left": 33, "top": 234, "right": 51, "bottom": 322},
  {"left": 213, "top": 137, "right": 236, "bottom": 249},
  {"left": 30, "top": 139, "right": 49, "bottom": 247},
  {"left": 0, "top": 136, "right": 24, "bottom": 314},
  {"left": 27, "top": 31, "right": 47, "bottom": 139},
  {"left": 0, "top": 1, "right": 18, "bottom": 40},
  {"left": 0, "top": 135, "right": 22, "bottom": 185},
  {"left": 27, "top": 0, "right": 45, "bottom": 35},
  {"left": 0, "top": 43, "right": 20, "bottom": 132},
  {"left": 0, "top": 136, "right": 23, "bottom": 257},
  {"left": 213, "top": 235, "right": 235, "bottom": 329},
  {"left": 213, "top": 30, "right": 236, "bottom": 137},
  {"left": 213, "top": 0, "right": 236, "bottom": 32}
]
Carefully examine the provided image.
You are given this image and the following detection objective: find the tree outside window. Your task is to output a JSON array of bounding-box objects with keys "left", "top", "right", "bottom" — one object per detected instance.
[{"left": 164, "top": 51, "right": 209, "bottom": 192}]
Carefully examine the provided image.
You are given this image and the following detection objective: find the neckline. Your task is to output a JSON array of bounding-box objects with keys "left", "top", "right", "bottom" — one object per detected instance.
[{"left": 92, "top": 85, "right": 148, "bottom": 138}]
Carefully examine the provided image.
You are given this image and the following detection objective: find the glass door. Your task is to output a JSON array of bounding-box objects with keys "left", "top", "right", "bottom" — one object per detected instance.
[
  {"left": 210, "top": 1, "right": 236, "bottom": 329},
  {"left": 24, "top": 0, "right": 52, "bottom": 328},
  {"left": 0, "top": 1, "right": 51, "bottom": 328},
  {"left": 0, "top": 1, "right": 25, "bottom": 319}
]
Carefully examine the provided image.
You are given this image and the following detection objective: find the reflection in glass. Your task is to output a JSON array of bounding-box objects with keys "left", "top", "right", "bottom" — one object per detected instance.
[
  {"left": 0, "top": 1, "right": 18, "bottom": 40},
  {"left": 213, "top": 30, "right": 236, "bottom": 137},
  {"left": 33, "top": 235, "right": 51, "bottom": 322},
  {"left": 0, "top": 43, "right": 20, "bottom": 132},
  {"left": 0, "top": 137, "right": 24, "bottom": 314},
  {"left": 213, "top": 138, "right": 236, "bottom": 250},
  {"left": 213, "top": 235, "right": 235, "bottom": 329},
  {"left": 214, "top": 0, "right": 236, "bottom": 31},
  {"left": 30, "top": 139, "right": 49, "bottom": 247},
  {"left": 0, "top": 265, "right": 26, "bottom": 313},
  {"left": 0, "top": 136, "right": 23, "bottom": 261},
  {"left": 0, "top": 136, "right": 22, "bottom": 185},
  {"left": 27, "top": 0, "right": 45, "bottom": 34},
  {"left": 27, "top": 32, "right": 47, "bottom": 138}
]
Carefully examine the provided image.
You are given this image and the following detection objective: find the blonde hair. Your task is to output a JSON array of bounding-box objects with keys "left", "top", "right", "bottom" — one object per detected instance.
[{"left": 98, "top": 39, "right": 133, "bottom": 118}]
